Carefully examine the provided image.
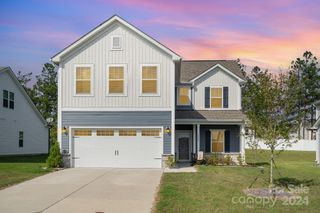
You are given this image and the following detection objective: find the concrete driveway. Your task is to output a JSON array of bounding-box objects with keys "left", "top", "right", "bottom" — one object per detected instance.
[{"left": 0, "top": 168, "right": 162, "bottom": 213}]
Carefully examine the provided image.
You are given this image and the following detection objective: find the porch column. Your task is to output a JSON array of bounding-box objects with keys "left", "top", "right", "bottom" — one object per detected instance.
[
  {"left": 240, "top": 124, "right": 246, "bottom": 162},
  {"left": 193, "top": 124, "right": 196, "bottom": 153},
  {"left": 197, "top": 124, "right": 200, "bottom": 152},
  {"left": 317, "top": 129, "right": 320, "bottom": 164}
]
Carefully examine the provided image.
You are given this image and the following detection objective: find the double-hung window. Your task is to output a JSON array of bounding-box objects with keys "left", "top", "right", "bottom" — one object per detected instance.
[
  {"left": 3, "top": 90, "right": 14, "bottom": 109},
  {"left": 211, "top": 130, "right": 224, "bottom": 152},
  {"left": 141, "top": 65, "right": 159, "bottom": 95},
  {"left": 19, "top": 131, "right": 23, "bottom": 147},
  {"left": 210, "top": 87, "right": 223, "bottom": 108},
  {"left": 107, "top": 65, "right": 126, "bottom": 95},
  {"left": 75, "top": 65, "right": 93, "bottom": 95},
  {"left": 177, "top": 87, "right": 191, "bottom": 105}
]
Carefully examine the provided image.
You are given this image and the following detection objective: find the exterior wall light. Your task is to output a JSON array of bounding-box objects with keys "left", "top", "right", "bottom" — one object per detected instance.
[
  {"left": 165, "top": 126, "right": 171, "bottom": 135},
  {"left": 62, "top": 126, "right": 68, "bottom": 136}
]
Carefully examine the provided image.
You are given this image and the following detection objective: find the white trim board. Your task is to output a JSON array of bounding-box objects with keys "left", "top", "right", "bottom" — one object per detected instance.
[{"left": 61, "top": 107, "right": 172, "bottom": 111}]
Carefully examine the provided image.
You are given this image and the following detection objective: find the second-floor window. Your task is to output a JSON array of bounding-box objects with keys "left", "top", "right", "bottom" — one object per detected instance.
[
  {"left": 177, "top": 87, "right": 191, "bottom": 106},
  {"left": 75, "top": 65, "right": 93, "bottom": 95},
  {"left": 141, "top": 65, "right": 159, "bottom": 95},
  {"left": 3, "top": 90, "right": 14, "bottom": 109},
  {"left": 107, "top": 65, "right": 126, "bottom": 95},
  {"left": 210, "top": 87, "right": 223, "bottom": 108}
]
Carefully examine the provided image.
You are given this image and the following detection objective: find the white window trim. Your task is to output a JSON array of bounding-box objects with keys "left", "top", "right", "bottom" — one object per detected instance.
[
  {"left": 177, "top": 86, "right": 191, "bottom": 106},
  {"left": 139, "top": 64, "right": 160, "bottom": 97},
  {"left": 210, "top": 129, "right": 225, "bottom": 153},
  {"left": 106, "top": 64, "right": 128, "bottom": 96},
  {"left": 110, "top": 35, "right": 123, "bottom": 51},
  {"left": 73, "top": 64, "right": 94, "bottom": 97},
  {"left": 210, "top": 86, "right": 223, "bottom": 109}
]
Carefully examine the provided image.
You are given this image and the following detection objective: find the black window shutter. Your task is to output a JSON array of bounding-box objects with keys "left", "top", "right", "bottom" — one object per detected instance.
[
  {"left": 205, "top": 131, "right": 211, "bottom": 153},
  {"left": 205, "top": 87, "right": 210, "bottom": 108},
  {"left": 223, "top": 87, "right": 229, "bottom": 108},
  {"left": 224, "top": 130, "right": 230, "bottom": 152}
]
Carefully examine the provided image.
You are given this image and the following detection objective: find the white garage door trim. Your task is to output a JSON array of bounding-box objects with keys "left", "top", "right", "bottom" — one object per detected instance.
[{"left": 68, "top": 126, "right": 164, "bottom": 168}]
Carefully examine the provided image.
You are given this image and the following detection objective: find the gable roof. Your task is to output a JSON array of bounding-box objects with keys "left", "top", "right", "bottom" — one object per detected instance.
[
  {"left": 51, "top": 15, "right": 181, "bottom": 63},
  {"left": 0, "top": 66, "right": 47, "bottom": 125},
  {"left": 178, "top": 60, "right": 245, "bottom": 83}
]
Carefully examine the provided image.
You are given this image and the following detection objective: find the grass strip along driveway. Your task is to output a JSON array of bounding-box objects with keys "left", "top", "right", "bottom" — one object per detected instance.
[
  {"left": 0, "top": 154, "right": 52, "bottom": 189},
  {"left": 156, "top": 150, "right": 320, "bottom": 213}
]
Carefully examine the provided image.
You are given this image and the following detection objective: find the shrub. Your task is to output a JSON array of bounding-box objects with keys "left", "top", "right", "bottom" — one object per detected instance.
[
  {"left": 46, "top": 141, "right": 62, "bottom": 168},
  {"left": 237, "top": 153, "right": 243, "bottom": 166},
  {"left": 218, "top": 155, "right": 226, "bottom": 165},
  {"left": 206, "top": 154, "right": 219, "bottom": 166},
  {"left": 225, "top": 154, "right": 233, "bottom": 165},
  {"left": 166, "top": 155, "right": 176, "bottom": 168}
]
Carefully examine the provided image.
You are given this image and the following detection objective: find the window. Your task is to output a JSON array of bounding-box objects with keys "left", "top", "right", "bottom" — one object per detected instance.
[
  {"left": 177, "top": 87, "right": 191, "bottom": 105},
  {"left": 210, "top": 87, "right": 223, "bottom": 108},
  {"left": 141, "top": 65, "right": 159, "bottom": 95},
  {"left": 19, "top": 131, "right": 23, "bottom": 147},
  {"left": 142, "top": 129, "right": 160, "bottom": 136},
  {"left": 111, "top": 36, "right": 122, "bottom": 50},
  {"left": 107, "top": 65, "right": 126, "bottom": 95},
  {"left": 97, "top": 129, "right": 114, "bottom": 136},
  {"left": 3, "top": 90, "right": 14, "bottom": 109},
  {"left": 211, "top": 130, "right": 224, "bottom": 152},
  {"left": 75, "top": 65, "right": 92, "bottom": 95},
  {"left": 119, "top": 129, "right": 136, "bottom": 136},
  {"left": 74, "top": 129, "right": 92, "bottom": 136}
]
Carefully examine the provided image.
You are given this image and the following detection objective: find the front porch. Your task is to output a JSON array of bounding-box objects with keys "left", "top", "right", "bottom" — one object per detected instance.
[{"left": 174, "top": 123, "right": 246, "bottom": 164}]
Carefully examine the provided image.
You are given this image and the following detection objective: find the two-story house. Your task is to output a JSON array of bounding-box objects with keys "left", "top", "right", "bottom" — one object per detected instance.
[{"left": 51, "top": 15, "right": 246, "bottom": 168}]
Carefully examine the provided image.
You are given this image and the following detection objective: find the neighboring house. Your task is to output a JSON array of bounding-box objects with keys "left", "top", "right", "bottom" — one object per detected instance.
[
  {"left": 51, "top": 15, "right": 246, "bottom": 168},
  {"left": 0, "top": 66, "right": 48, "bottom": 155},
  {"left": 312, "top": 101, "right": 320, "bottom": 164}
]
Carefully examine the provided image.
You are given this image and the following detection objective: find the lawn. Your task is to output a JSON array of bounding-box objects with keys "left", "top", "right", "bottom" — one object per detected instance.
[
  {"left": 156, "top": 150, "right": 320, "bottom": 213},
  {"left": 0, "top": 154, "right": 52, "bottom": 189}
]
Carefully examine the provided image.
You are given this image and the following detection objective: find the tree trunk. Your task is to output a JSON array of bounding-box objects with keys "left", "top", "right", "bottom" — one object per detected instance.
[{"left": 269, "top": 148, "right": 274, "bottom": 188}]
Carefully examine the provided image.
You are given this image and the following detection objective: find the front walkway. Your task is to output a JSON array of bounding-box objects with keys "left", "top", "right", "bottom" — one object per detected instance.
[
  {"left": 164, "top": 163, "right": 197, "bottom": 173},
  {"left": 0, "top": 168, "right": 162, "bottom": 213}
]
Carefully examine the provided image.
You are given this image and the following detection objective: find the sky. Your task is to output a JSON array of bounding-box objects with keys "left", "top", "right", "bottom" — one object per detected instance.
[{"left": 1, "top": 0, "right": 320, "bottom": 77}]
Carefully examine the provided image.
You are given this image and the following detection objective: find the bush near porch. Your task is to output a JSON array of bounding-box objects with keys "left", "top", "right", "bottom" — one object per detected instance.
[{"left": 155, "top": 150, "right": 320, "bottom": 213}]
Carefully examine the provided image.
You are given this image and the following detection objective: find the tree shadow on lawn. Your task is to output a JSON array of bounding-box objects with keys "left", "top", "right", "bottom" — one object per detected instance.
[
  {"left": 0, "top": 154, "right": 48, "bottom": 163},
  {"left": 246, "top": 162, "right": 270, "bottom": 166},
  {"left": 275, "top": 177, "right": 315, "bottom": 188}
]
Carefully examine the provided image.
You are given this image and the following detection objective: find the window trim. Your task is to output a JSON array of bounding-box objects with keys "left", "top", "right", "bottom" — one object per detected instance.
[
  {"left": 73, "top": 64, "right": 94, "bottom": 97},
  {"left": 210, "top": 129, "right": 225, "bottom": 153},
  {"left": 110, "top": 35, "right": 123, "bottom": 51},
  {"left": 106, "top": 64, "right": 128, "bottom": 96},
  {"left": 210, "top": 86, "right": 223, "bottom": 109},
  {"left": 139, "top": 64, "right": 160, "bottom": 96},
  {"left": 177, "top": 86, "right": 191, "bottom": 106}
]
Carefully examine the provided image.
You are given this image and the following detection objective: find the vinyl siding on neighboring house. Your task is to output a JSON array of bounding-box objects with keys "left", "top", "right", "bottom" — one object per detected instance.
[
  {"left": 193, "top": 67, "right": 241, "bottom": 110},
  {"left": 60, "top": 22, "right": 174, "bottom": 109},
  {"left": 61, "top": 111, "right": 172, "bottom": 154}
]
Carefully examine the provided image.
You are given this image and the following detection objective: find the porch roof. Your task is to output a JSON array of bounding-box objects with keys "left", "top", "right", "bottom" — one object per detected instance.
[{"left": 175, "top": 110, "right": 246, "bottom": 124}]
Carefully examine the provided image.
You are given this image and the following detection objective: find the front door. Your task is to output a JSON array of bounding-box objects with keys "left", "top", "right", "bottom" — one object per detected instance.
[{"left": 176, "top": 131, "right": 192, "bottom": 162}]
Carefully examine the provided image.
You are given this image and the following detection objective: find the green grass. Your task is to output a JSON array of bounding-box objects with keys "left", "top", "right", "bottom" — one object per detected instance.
[
  {"left": 156, "top": 150, "right": 320, "bottom": 213},
  {"left": 0, "top": 154, "right": 52, "bottom": 189}
]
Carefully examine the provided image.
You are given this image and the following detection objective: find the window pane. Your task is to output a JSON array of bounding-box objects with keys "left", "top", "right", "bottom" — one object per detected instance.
[
  {"left": 179, "top": 96, "right": 189, "bottom": 105},
  {"left": 19, "top": 131, "right": 23, "bottom": 147},
  {"left": 211, "top": 88, "right": 222, "bottom": 97},
  {"left": 3, "top": 99, "right": 8, "bottom": 108},
  {"left": 142, "top": 129, "right": 160, "bottom": 136},
  {"left": 112, "top": 37, "right": 121, "bottom": 48},
  {"left": 109, "top": 67, "right": 124, "bottom": 79},
  {"left": 211, "top": 98, "right": 222, "bottom": 108},
  {"left": 97, "top": 129, "right": 114, "bottom": 136},
  {"left": 178, "top": 87, "right": 190, "bottom": 105},
  {"left": 76, "top": 81, "right": 91, "bottom": 94},
  {"left": 119, "top": 129, "right": 136, "bottom": 136},
  {"left": 109, "top": 80, "right": 124, "bottom": 93},
  {"left": 211, "top": 131, "right": 224, "bottom": 152},
  {"left": 142, "top": 66, "right": 157, "bottom": 79},
  {"left": 76, "top": 67, "right": 91, "bottom": 80},
  {"left": 3, "top": 90, "right": 8, "bottom": 99},
  {"left": 142, "top": 80, "right": 157, "bottom": 93},
  {"left": 9, "top": 92, "right": 14, "bottom": 100},
  {"left": 179, "top": 87, "right": 189, "bottom": 96},
  {"left": 74, "top": 129, "right": 92, "bottom": 136},
  {"left": 9, "top": 101, "right": 14, "bottom": 109}
]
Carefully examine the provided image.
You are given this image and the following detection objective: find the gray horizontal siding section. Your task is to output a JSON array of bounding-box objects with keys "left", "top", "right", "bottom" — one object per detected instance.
[{"left": 61, "top": 111, "right": 172, "bottom": 154}]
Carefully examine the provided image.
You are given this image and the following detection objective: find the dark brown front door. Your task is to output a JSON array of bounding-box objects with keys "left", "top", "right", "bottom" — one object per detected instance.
[{"left": 179, "top": 137, "right": 190, "bottom": 160}]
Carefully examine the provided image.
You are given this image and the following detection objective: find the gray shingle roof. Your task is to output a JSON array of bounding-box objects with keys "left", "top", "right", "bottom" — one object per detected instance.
[
  {"left": 176, "top": 110, "right": 246, "bottom": 121},
  {"left": 179, "top": 60, "right": 244, "bottom": 83}
]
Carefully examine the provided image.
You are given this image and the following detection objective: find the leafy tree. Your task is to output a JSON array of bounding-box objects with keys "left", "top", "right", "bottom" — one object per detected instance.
[
  {"left": 16, "top": 71, "right": 36, "bottom": 100},
  {"left": 242, "top": 68, "right": 300, "bottom": 187}
]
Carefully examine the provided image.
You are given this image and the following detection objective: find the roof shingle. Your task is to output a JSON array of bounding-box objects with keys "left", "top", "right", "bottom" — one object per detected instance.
[{"left": 176, "top": 110, "right": 246, "bottom": 122}]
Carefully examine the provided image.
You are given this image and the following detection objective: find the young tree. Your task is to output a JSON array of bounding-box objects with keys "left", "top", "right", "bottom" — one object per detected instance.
[{"left": 242, "top": 68, "right": 300, "bottom": 187}]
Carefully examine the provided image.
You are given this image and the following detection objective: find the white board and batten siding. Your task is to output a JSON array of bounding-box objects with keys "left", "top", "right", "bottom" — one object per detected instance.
[
  {"left": 60, "top": 22, "right": 174, "bottom": 109},
  {"left": 0, "top": 71, "right": 48, "bottom": 155},
  {"left": 193, "top": 67, "right": 242, "bottom": 110}
]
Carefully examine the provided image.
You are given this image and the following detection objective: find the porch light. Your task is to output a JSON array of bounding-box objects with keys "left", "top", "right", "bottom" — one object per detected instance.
[
  {"left": 165, "top": 126, "right": 171, "bottom": 134},
  {"left": 62, "top": 126, "right": 68, "bottom": 135}
]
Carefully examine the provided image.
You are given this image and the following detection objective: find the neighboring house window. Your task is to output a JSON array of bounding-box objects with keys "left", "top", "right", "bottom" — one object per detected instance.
[
  {"left": 74, "top": 129, "right": 92, "bottom": 136},
  {"left": 210, "top": 87, "right": 223, "bottom": 108},
  {"left": 75, "top": 65, "right": 93, "bottom": 95},
  {"left": 177, "top": 87, "right": 191, "bottom": 105},
  {"left": 107, "top": 65, "right": 126, "bottom": 95},
  {"left": 19, "top": 131, "right": 23, "bottom": 147},
  {"left": 211, "top": 130, "right": 224, "bottom": 152},
  {"left": 141, "top": 129, "right": 160, "bottom": 136},
  {"left": 97, "top": 129, "right": 114, "bottom": 136},
  {"left": 119, "top": 129, "right": 136, "bottom": 136},
  {"left": 141, "top": 65, "right": 159, "bottom": 95},
  {"left": 111, "top": 35, "right": 122, "bottom": 50},
  {"left": 3, "top": 90, "right": 14, "bottom": 109}
]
